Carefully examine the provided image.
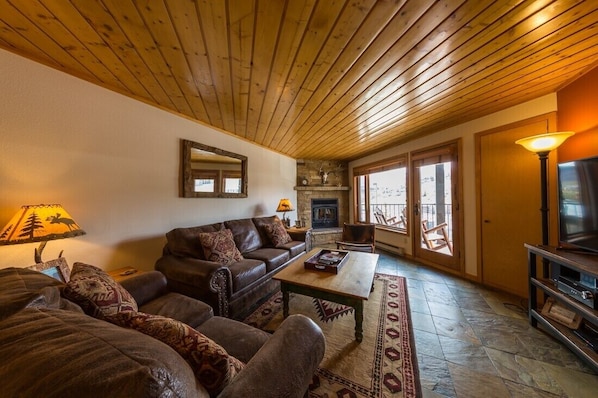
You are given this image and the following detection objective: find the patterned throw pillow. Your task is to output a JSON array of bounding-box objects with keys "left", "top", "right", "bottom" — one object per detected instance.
[
  {"left": 198, "top": 229, "right": 244, "bottom": 265},
  {"left": 263, "top": 221, "right": 292, "bottom": 247},
  {"left": 106, "top": 311, "right": 245, "bottom": 395},
  {"left": 63, "top": 262, "right": 138, "bottom": 319}
]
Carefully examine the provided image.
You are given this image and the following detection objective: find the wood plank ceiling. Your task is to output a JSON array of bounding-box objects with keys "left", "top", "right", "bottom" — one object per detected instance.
[{"left": 1, "top": 0, "right": 597, "bottom": 161}]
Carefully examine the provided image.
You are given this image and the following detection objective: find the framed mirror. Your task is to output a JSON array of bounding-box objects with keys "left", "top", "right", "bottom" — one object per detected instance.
[{"left": 181, "top": 139, "right": 248, "bottom": 198}]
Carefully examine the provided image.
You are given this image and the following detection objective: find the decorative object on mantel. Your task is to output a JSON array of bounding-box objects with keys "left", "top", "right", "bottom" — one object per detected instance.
[
  {"left": 319, "top": 167, "right": 330, "bottom": 184},
  {"left": 276, "top": 198, "right": 295, "bottom": 228},
  {"left": 318, "top": 162, "right": 345, "bottom": 185},
  {"left": 0, "top": 204, "right": 86, "bottom": 263}
]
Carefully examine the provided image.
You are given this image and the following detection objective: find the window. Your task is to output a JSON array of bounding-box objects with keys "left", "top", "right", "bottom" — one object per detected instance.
[
  {"left": 223, "top": 172, "right": 242, "bottom": 193},
  {"left": 192, "top": 170, "right": 219, "bottom": 193},
  {"left": 353, "top": 155, "right": 408, "bottom": 232},
  {"left": 191, "top": 170, "right": 243, "bottom": 194}
]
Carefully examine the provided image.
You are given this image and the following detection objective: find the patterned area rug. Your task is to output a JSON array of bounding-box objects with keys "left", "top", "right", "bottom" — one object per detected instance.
[{"left": 243, "top": 274, "right": 421, "bottom": 398}]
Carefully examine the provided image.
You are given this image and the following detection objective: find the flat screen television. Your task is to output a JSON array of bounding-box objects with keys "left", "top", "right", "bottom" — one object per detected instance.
[{"left": 557, "top": 155, "right": 598, "bottom": 253}]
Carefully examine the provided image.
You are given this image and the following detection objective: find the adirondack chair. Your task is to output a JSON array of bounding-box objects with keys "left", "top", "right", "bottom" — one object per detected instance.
[
  {"left": 374, "top": 208, "right": 406, "bottom": 229},
  {"left": 421, "top": 220, "right": 453, "bottom": 254}
]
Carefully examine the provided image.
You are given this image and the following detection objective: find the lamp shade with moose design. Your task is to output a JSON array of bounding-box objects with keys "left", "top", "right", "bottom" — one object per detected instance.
[{"left": 0, "top": 204, "right": 85, "bottom": 263}]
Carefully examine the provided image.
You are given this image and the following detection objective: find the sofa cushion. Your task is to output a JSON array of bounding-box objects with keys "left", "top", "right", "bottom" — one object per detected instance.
[
  {"left": 138, "top": 292, "right": 214, "bottom": 329},
  {"left": 0, "top": 267, "right": 76, "bottom": 321},
  {"left": 107, "top": 311, "right": 244, "bottom": 396},
  {"left": 63, "top": 263, "right": 138, "bottom": 319},
  {"left": 243, "top": 248, "right": 290, "bottom": 273},
  {"left": 274, "top": 240, "right": 306, "bottom": 258},
  {"left": 199, "top": 229, "right": 244, "bottom": 265},
  {"left": 263, "top": 220, "right": 292, "bottom": 247},
  {"left": 224, "top": 218, "right": 263, "bottom": 254},
  {"left": 198, "top": 316, "right": 270, "bottom": 363},
  {"left": 0, "top": 307, "right": 202, "bottom": 398},
  {"left": 165, "top": 222, "right": 225, "bottom": 259},
  {"left": 228, "top": 259, "right": 267, "bottom": 292},
  {"left": 252, "top": 215, "right": 281, "bottom": 247}
]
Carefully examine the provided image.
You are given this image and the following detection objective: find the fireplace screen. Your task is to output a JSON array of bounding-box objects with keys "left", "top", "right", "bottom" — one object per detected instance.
[{"left": 311, "top": 198, "right": 339, "bottom": 229}]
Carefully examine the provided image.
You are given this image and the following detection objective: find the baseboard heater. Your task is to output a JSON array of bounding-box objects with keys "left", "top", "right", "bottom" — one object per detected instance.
[{"left": 375, "top": 241, "right": 405, "bottom": 256}]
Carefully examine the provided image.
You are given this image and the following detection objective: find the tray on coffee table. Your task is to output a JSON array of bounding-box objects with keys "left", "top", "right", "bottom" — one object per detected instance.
[{"left": 304, "top": 249, "right": 349, "bottom": 274}]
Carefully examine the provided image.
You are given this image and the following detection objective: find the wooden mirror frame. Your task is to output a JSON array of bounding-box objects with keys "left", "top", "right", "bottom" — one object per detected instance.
[{"left": 181, "top": 139, "right": 248, "bottom": 198}]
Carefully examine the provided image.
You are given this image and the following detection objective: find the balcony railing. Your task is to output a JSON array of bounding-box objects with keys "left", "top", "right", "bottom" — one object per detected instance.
[
  {"left": 370, "top": 203, "right": 406, "bottom": 225},
  {"left": 369, "top": 203, "right": 453, "bottom": 239}
]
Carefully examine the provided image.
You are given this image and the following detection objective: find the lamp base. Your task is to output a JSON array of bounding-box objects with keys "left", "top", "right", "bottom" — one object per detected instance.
[{"left": 34, "top": 241, "right": 63, "bottom": 264}]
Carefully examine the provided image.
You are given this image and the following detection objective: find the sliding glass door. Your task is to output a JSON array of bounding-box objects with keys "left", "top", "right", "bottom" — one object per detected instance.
[{"left": 412, "top": 142, "right": 461, "bottom": 271}]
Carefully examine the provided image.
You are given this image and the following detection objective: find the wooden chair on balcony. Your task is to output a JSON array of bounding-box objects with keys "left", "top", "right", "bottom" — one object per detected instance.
[
  {"left": 374, "top": 208, "right": 407, "bottom": 229},
  {"left": 336, "top": 223, "right": 376, "bottom": 253},
  {"left": 421, "top": 220, "right": 452, "bottom": 254}
]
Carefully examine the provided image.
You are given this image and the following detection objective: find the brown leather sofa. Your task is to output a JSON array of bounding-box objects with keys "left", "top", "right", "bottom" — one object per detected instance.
[
  {"left": 0, "top": 267, "right": 325, "bottom": 398},
  {"left": 156, "top": 215, "right": 310, "bottom": 319}
]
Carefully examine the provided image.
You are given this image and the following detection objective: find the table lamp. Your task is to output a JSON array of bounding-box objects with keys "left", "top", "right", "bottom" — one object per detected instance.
[
  {"left": 276, "top": 198, "right": 294, "bottom": 228},
  {"left": 0, "top": 204, "right": 86, "bottom": 263}
]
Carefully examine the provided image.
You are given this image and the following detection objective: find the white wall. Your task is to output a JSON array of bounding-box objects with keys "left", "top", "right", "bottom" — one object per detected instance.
[
  {"left": 350, "top": 94, "right": 558, "bottom": 277},
  {"left": 0, "top": 49, "right": 296, "bottom": 270}
]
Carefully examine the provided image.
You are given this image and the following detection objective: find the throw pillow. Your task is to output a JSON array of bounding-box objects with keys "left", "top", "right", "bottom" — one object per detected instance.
[
  {"left": 63, "top": 262, "right": 138, "bottom": 319},
  {"left": 263, "top": 221, "right": 292, "bottom": 247},
  {"left": 106, "top": 311, "right": 245, "bottom": 395},
  {"left": 198, "top": 229, "right": 244, "bottom": 265}
]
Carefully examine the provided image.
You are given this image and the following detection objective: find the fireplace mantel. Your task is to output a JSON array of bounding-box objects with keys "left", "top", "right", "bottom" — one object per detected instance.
[{"left": 294, "top": 186, "right": 350, "bottom": 191}]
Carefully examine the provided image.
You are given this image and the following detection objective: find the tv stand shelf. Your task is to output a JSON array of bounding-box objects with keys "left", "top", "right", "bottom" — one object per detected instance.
[{"left": 526, "top": 244, "right": 598, "bottom": 371}]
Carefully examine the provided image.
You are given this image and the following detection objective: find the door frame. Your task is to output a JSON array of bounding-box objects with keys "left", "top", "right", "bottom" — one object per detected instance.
[{"left": 411, "top": 140, "right": 463, "bottom": 274}]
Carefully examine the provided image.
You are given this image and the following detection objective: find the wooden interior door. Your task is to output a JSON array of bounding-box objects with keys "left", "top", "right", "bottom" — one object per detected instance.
[{"left": 478, "top": 115, "right": 556, "bottom": 298}]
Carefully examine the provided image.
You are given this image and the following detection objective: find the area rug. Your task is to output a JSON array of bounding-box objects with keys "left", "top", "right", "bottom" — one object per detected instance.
[{"left": 243, "top": 273, "right": 421, "bottom": 398}]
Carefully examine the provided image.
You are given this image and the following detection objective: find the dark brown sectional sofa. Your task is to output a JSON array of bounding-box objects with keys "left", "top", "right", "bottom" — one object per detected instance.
[
  {"left": 156, "top": 215, "right": 309, "bottom": 319},
  {"left": 0, "top": 267, "right": 325, "bottom": 397}
]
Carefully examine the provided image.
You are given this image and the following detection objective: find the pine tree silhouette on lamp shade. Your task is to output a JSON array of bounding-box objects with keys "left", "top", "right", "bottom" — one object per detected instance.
[{"left": 0, "top": 204, "right": 86, "bottom": 263}]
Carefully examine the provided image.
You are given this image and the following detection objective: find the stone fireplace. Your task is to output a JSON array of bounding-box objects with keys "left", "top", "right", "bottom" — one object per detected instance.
[{"left": 295, "top": 159, "right": 349, "bottom": 245}]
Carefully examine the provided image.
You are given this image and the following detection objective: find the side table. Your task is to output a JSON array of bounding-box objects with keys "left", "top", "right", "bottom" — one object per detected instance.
[
  {"left": 108, "top": 266, "right": 143, "bottom": 283},
  {"left": 286, "top": 227, "right": 313, "bottom": 251}
]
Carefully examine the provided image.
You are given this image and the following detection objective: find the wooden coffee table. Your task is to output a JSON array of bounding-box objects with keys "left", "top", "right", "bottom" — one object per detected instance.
[{"left": 273, "top": 248, "right": 379, "bottom": 342}]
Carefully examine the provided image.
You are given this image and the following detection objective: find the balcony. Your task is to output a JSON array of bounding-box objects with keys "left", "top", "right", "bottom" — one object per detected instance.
[{"left": 368, "top": 203, "right": 453, "bottom": 241}]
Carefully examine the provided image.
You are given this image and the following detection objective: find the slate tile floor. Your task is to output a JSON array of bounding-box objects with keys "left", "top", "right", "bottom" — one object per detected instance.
[{"left": 373, "top": 250, "right": 598, "bottom": 398}]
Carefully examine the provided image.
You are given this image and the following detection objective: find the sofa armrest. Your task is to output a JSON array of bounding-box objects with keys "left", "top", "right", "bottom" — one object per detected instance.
[
  {"left": 155, "top": 255, "right": 232, "bottom": 316},
  {"left": 119, "top": 271, "right": 169, "bottom": 306},
  {"left": 287, "top": 229, "right": 305, "bottom": 241},
  {"left": 218, "top": 314, "right": 325, "bottom": 398},
  {"left": 288, "top": 228, "right": 312, "bottom": 251},
  {"left": 156, "top": 256, "right": 230, "bottom": 293}
]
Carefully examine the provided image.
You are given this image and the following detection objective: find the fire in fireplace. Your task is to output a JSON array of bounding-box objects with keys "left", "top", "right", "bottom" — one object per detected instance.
[{"left": 311, "top": 198, "right": 339, "bottom": 229}]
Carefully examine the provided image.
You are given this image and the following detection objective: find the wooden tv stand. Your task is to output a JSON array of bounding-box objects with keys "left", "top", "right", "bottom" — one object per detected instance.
[{"left": 526, "top": 244, "right": 598, "bottom": 372}]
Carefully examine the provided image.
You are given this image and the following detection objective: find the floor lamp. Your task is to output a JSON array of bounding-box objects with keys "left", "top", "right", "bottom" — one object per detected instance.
[{"left": 516, "top": 131, "right": 574, "bottom": 275}]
